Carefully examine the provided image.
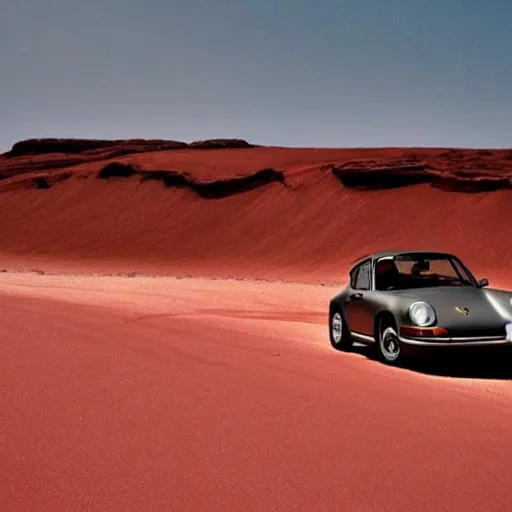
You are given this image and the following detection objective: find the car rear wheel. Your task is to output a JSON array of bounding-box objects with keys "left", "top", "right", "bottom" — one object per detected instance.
[
  {"left": 329, "top": 307, "right": 353, "bottom": 351},
  {"left": 377, "top": 321, "right": 402, "bottom": 365}
]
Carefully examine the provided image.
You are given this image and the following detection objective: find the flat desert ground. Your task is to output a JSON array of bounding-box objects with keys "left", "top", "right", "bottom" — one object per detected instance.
[{"left": 1, "top": 140, "right": 512, "bottom": 511}]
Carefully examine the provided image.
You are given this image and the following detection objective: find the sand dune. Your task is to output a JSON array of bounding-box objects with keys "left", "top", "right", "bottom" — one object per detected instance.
[{"left": 1, "top": 140, "right": 511, "bottom": 285}]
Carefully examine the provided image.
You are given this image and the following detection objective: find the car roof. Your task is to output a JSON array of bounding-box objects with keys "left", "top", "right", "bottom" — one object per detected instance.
[{"left": 350, "top": 249, "right": 457, "bottom": 269}]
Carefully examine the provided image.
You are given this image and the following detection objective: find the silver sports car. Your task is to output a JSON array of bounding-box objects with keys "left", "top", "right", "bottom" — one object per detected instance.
[{"left": 329, "top": 250, "right": 512, "bottom": 365}]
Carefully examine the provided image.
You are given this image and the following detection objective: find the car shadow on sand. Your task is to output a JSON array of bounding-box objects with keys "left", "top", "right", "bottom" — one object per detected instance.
[{"left": 350, "top": 343, "right": 512, "bottom": 380}]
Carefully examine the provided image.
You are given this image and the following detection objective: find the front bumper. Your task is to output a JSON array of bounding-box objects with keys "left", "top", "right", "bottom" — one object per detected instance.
[{"left": 398, "top": 335, "right": 512, "bottom": 347}]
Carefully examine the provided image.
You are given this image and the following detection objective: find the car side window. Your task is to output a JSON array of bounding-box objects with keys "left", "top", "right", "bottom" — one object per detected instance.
[
  {"left": 350, "top": 267, "right": 360, "bottom": 288},
  {"left": 354, "top": 261, "right": 371, "bottom": 290}
]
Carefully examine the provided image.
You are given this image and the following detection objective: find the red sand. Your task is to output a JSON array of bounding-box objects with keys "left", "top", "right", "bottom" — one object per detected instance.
[
  {"left": 1, "top": 273, "right": 512, "bottom": 512},
  {"left": 1, "top": 140, "right": 512, "bottom": 511}
]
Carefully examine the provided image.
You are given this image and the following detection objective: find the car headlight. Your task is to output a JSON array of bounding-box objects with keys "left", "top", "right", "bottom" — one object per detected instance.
[{"left": 409, "top": 301, "right": 436, "bottom": 327}]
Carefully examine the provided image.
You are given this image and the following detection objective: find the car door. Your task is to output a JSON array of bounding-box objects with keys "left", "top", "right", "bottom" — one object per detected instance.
[{"left": 344, "top": 260, "right": 374, "bottom": 335}]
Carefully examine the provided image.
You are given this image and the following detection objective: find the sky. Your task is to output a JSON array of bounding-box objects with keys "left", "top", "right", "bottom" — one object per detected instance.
[{"left": 1, "top": 0, "right": 511, "bottom": 152}]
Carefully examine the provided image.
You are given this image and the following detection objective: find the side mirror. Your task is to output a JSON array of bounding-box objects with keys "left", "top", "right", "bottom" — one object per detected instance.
[{"left": 478, "top": 278, "right": 489, "bottom": 288}]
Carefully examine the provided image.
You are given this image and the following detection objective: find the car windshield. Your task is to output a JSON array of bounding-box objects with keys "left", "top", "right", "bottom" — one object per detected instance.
[{"left": 374, "top": 253, "right": 475, "bottom": 291}]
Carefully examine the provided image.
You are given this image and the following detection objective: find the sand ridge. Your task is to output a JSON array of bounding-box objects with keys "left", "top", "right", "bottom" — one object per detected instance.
[{"left": 1, "top": 141, "right": 512, "bottom": 285}]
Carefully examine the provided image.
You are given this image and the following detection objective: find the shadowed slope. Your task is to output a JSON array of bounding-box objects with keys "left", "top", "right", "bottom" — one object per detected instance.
[
  {"left": 98, "top": 162, "right": 287, "bottom": 198},
  {"left": 331, "top": 156, "right": 512, "bottom": 192}
]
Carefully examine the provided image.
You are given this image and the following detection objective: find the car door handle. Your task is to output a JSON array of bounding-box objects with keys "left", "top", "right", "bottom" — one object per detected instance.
[{"left": 350, "top": 293, "right": 363, "bottom": 300}]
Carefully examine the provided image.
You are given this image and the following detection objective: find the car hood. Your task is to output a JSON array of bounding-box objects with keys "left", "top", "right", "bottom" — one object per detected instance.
[{"left": 393, "top": 286, "right": 509, "bottom": 336}]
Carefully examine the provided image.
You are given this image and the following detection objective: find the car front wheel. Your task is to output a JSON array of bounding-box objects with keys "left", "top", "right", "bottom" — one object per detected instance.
[{"left": 377, "top": 322, "right": 402, "bottom": 365}]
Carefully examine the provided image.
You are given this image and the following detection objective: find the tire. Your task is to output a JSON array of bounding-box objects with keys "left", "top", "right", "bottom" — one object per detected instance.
[
  {"left": 376, "top": 318, "right": 402, "bottom": 365},
  {"left": 329, "top": 306, "right": 353, "bottom": 351}
]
